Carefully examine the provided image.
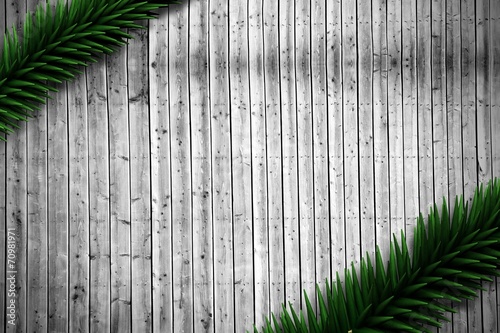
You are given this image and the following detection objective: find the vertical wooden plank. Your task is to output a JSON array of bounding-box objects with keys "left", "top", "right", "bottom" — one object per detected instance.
[
  {"left": 373, "top": 0, "right": 391, "bottom": 259},
  {"left": 0, "top": 1, "right": 4, "bottom": 328},
  {"left": 68, "top": 70, "right": 89, "bottom": 333},
  {"left": 107, "top": 37, "right": 131, "bottom": 333},
  {"left": 189, "top": 0, "right": 214, "bottom": 332},
  {"left": 5, "top": 2, "right": 27, "bottom": 332},
  {"left": 358, "top": 0, "right": 375, "bottom": 261},
  {"left": 295, "top": 0, "right": 316, "bottom": 311},
  {"left": 342, "top": 0, "right": 360, "bottom": 266},
  {"left": 476, "top": 1, "right": 496, "bottom": 332},
  {"left": 209, "top": 0, "right": 234, "bottom": 330},
  {"left": 87, "top": 60, "right": 110, "bottom": 332},
  {"left": 462, "top": 0, "right": 480, "bottom": 331},
  {"left": 279, "top": 0, "right": 300, "bottom": 311},
  {"left": 430, "top": 1, "right": 451, "bottom": 331},
  {"left": 149, "top": 8, "right": 173, "bottom": 333},
  {"left": 229, "top": 0, "right": 254, "bottom": 329},
  {"left": 47, "top": 83, "right": 68, "bottom": 333},
  {"left": 0, "top": 2, "right": 6, "bottom": 330},
  {"left": 129, "top": 21, "right": 152, "bottom": 333},
  {"left": 401, "top": 0, "right": 419, "bottom": 235},
  {"left": 493, "top": 2, "right": 500, "bottom": 332},
  {"left": 169, "top": 4, "right": 193, "bottom": 332},
  {"left": 24, "top": 1, "right": 47, "bottom": 332},
  {"left": 431, "top": 0, "right": 448, "bottom": 202},
  {"left": 416, "top": 0, "right": 433, "bottom": 214},
  {"left": 446, "top": 0, "right": 463, "bottom": 200},
  {"left": 326, "top": 0, "right": 345, "bottom": 278},
  {"left": 311, "top": 0, "right": 330, "bottom": 297},
  {"left": 248, "top": 0, "right": 269, "bottom": 328},
  {"left": 476, "top": 1, "right": 492, "bottom": 186},
  {"left": 387, "top": 0, "right": 405, "bottom": 237},
  {"left": 445, "top": 0, "right": 463, "bottom": 331},
  {"left": 493, "top": 0, "right": 500, "bottom": 180},
  {"left": 263, "top": 0, "right": 284, "bottom": 317}
]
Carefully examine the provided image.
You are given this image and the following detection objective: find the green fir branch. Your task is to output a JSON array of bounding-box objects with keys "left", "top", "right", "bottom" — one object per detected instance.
[
  {"left": 253, "top": 179, "right": 500, "bottom": 333},
  {"left": 0, "top": 0, "right": 179, "bottom": 140}
]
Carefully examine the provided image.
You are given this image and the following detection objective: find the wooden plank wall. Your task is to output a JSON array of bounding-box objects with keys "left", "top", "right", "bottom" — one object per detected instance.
[{"left": 1, "top": 0, "right": 500, "bottom": 332}]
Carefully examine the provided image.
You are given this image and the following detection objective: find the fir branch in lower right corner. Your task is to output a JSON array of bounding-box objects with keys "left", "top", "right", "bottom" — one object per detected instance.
[{"left": 251, "top": 178, "right": 500, "bottom": 333}]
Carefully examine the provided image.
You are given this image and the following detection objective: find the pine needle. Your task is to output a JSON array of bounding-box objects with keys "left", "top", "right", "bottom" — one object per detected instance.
[
  {"left": 0, "top": 0, "right": 180, "bottom": 141},
  {"left": 252, "top": 179, "right": 500, "bottom": 333}
]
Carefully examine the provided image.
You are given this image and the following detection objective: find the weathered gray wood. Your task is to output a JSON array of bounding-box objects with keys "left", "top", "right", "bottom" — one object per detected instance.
[
  {"left": 342, "top": 0, "right": 360, "bottom": 266},
  {"left": 296, "top": 0, "right": 316, "bottom": 311},
  {"left": 493, "top": 0, "right": 500, "bottom": 179},
  {"left": 2, "top": 1, "right": 500, "bottom": 332},
  {"left": 263, "top": 0, "right": 285, "bottom": 317},
  {"left": 169, "top": 4, "right": 193, "bottom": 332},
  {"left": 476, "top": 1, "right": 496, "bottom": 332},
  {"left": 24, "top": 1, "right": 48, "bottom": 332},
  {"left": 431, "top": 0, "right": 448, "bottom": 202},
  {"left": 326, "top": 0, "right": 346, "bottom": 278},
  {"left": 68, "top": 71, "right": 90, "bottom": 333},
  {"left": 189, "top": 0, "right": 214, "bottom": 332},
  {"left": 87, "top": 59, "right": 111, "bottom": 332},
  {"left": 229, "top": 0, "right": 254, "bottom": 330},
  {"left": 445, "top": 1, "right": 464, "bottom": 331},
  {"left": 387, "top": 0, "right": 405, "bottom": 237},
  {"left": 47, "top": 82, "right": 68, "bottom": 333},
  {"left": 128, "top": 22, "right": 153, "bottom": 333},
  {"left": 249, "top": 0, "right": 269, "bottom": 328},
  {"left": 493, "top": 3, "right": 500, "bottom": 331},
  {"left": 209, "top": 0, "right": 234, "bottom": 331},
  {"left": 311, "top": 0, "right": 330, "bottom": 302},
  {"left": 401, "top": 0, "right": 419, "bottom": 234},
  {"left": 149, "top": 7, "right": 173, "bottom": 333},
  {"left": 280, "top": 0, "right": 301, "bottom": 312},
  {"left": 0, "top": 3, "right": 5, "bottom": 331},
  {"left": 358, "top": 0, "right": 375, "bottom": 260},
  {"left": 5, "top": 3, "right": 27, "bottom": 332},
  {"left": 430, "top": 1, "right": 452, "bottom": 331},
  {"left": 107, "top": 43, "right": 131, "bottom": 333},
  {"left": 416, "top": 0, "right": 434, "bottom": 215},
  {"left": 462, "top": 0, "right": 482, "bottom": 331}
]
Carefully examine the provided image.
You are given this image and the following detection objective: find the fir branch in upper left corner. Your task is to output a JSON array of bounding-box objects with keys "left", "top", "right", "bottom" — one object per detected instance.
[{"left": 0, "top": 0, "right": 179, "bottom": 141}]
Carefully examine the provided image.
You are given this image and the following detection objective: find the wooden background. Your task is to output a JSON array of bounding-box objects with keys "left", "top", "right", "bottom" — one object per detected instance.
[{"left": 1, "top": 0, "right": 499, "bottom": 332}]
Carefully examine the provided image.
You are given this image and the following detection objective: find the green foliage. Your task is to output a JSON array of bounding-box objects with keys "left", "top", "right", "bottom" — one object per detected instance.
[
  {"left": 0, "top": 0, "right": 179, "bottom": 140},
  {"left": 253, "top": 179, "right": 500, "bottom": 333}
]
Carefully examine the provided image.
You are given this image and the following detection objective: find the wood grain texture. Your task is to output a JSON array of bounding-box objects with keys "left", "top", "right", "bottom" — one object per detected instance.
[
  {"left": 189, "top": 0, "right": 214, "bottom": 332},
  {"left": 149, "top": 7, "right": 173, "bottom": 333},
  {"left": 326, "top": 0, "right": 346, "bottom": 278},
  {"left": 68, "top": 71, "right": 90, "bottom": 333},
  {"left": 229, "top": 0, "right": 254, "bottom": 329},
  {"left": 342, "top": 0, "right": 361, "bottom": 266},
  {"left": 263, "top": 0, "right": 285, "bottom": 317},
  {"left": 209, "top": 0, "right": 234, "bottom": 331},
  {"left": 295, "top": 0, "right": 316, "bottom": 311},
  {"left": 107, "top": 40, "right": 131, "bottom": 333},
  {"left": 279, "top": 0, "right": 301, "bottom": 312},
  {"left": 25, "top": 0, "right": 48, "bottom": 331},
  {"left": 0, "top": 1, "right": 499, "bottom": 332},
  {"left": 249, "top": 0, "right": 270, "bottom": 327},
  {"left": 170, "top": 3, "right": 193, "bottom": 332},
  {"left": 387, "top": 0, "right": 405, "bottom": 237},
  {"left": 87, "top": 59, "right": 111, "bottom": 333},
  {"left": 401, "top": 0, "right": 419, "bottom": 234},
  {"left": 311, "top": 0, "right": 330, "bottom": 302},
  {"left": 0, "top": 2, "right": 5, "bottom": 329},
  {"left": 129, "top": 21, "right": 153, "bottom": 333},
  {"left": 5, "top": 2, "right": 27, "bottom": 332}
]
